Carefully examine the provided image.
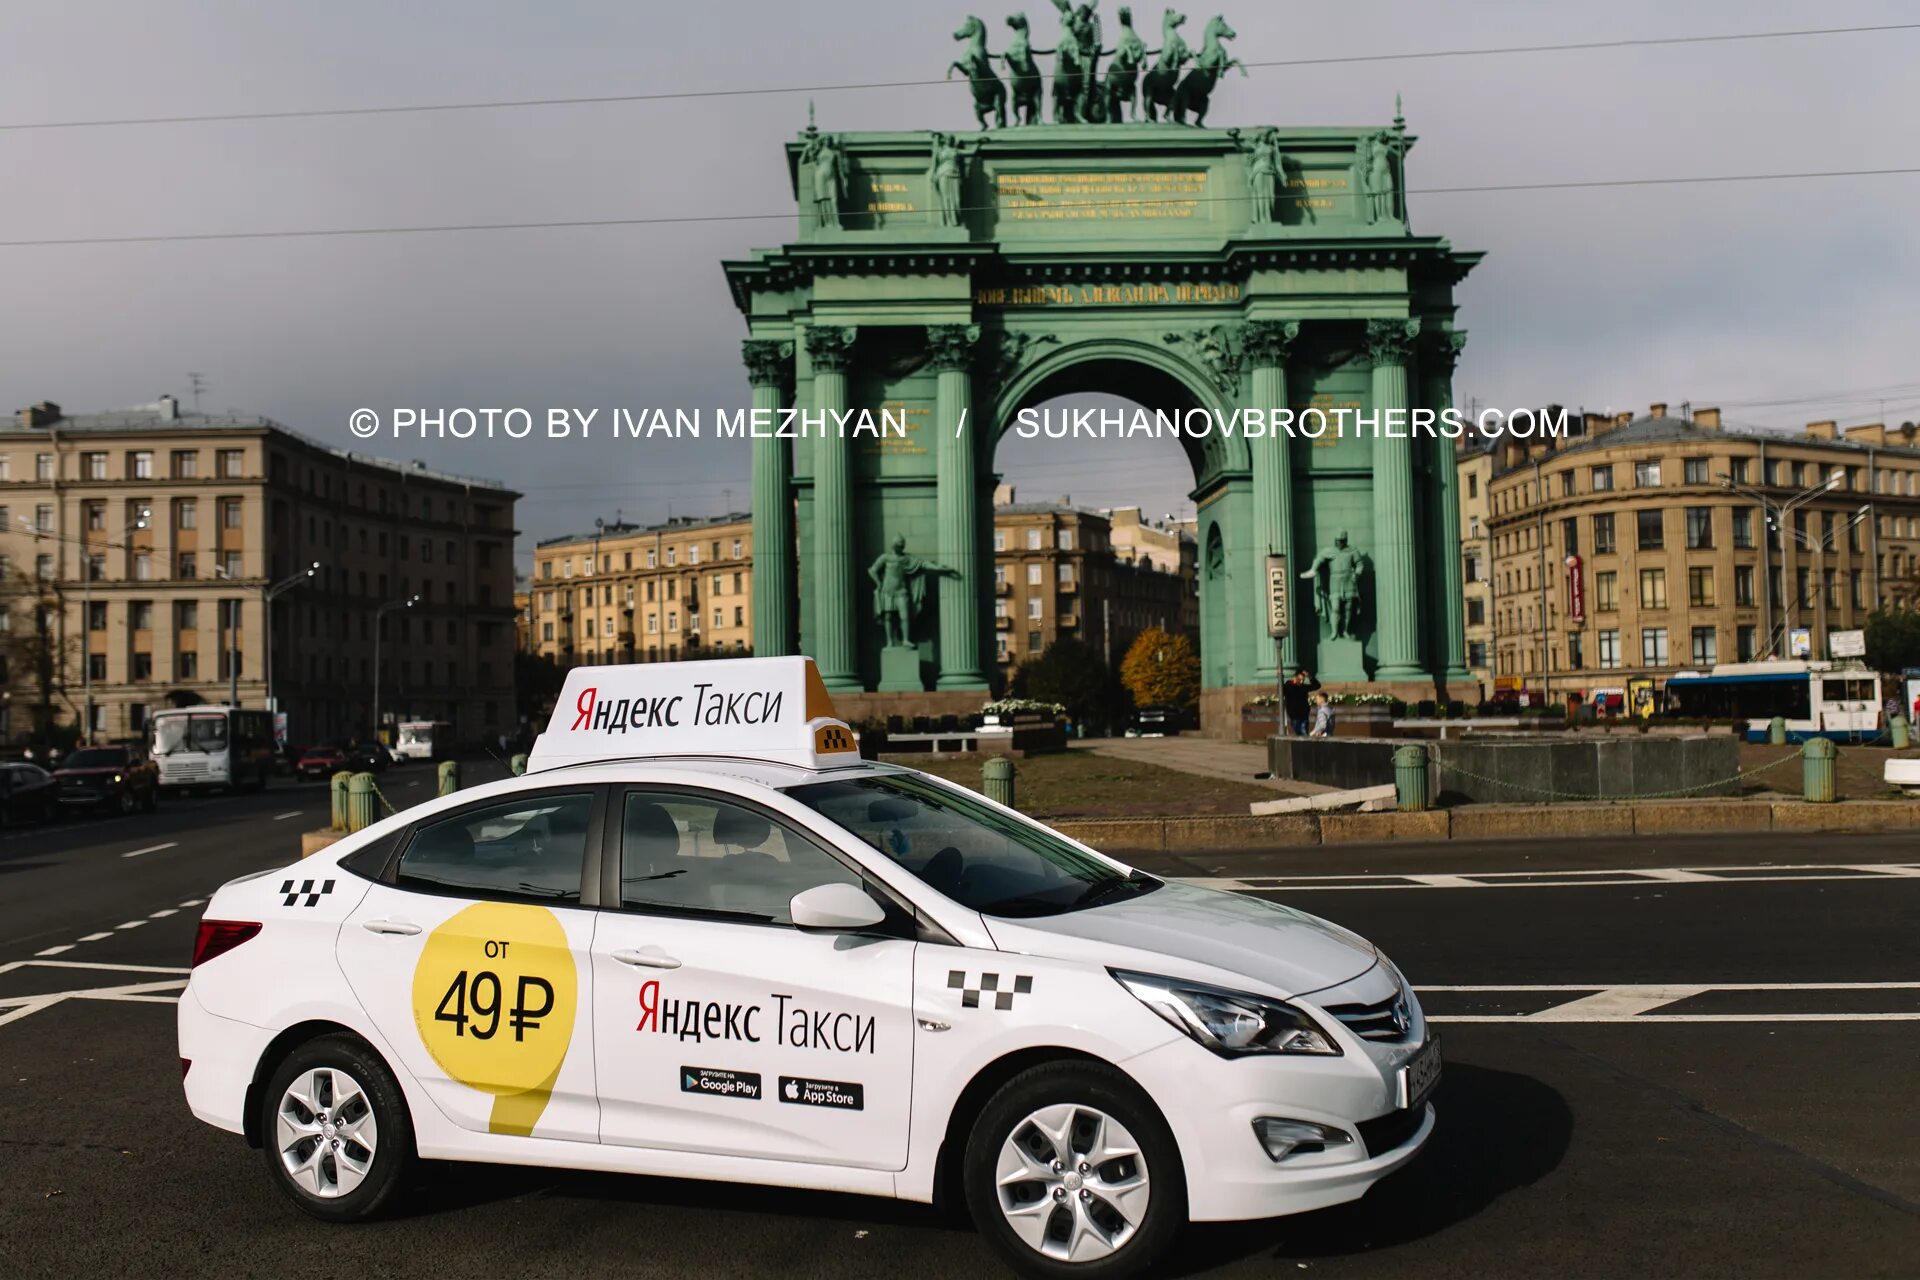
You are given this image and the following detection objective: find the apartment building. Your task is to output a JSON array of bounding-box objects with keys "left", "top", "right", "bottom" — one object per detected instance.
[
  {"left": 530, "top": 513, "right": 754, "bottom": 665},
  {"left": 0, "top": 398, "right": 519, "bottom": 746},
  {"left": 992, "top": 493, "right": 1197, "bottom": 680},
  {"left": 1484, "top": 404, "right": 1920, "bottom": 695},
  {"left": 1456, "top": 439, "right": 1497, "bottom": 695}
]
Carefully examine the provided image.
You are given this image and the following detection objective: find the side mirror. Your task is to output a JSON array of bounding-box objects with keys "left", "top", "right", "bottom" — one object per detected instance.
[{"left": 789, "top": 882, "right": 887, "bottom": 932}]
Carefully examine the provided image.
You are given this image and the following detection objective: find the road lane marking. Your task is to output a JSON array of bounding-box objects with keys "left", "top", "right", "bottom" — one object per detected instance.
[
  {"left": 178, "top": 899, "right": 203, "bottom": 908},
  {"left": 148, "top": 908, "right": 176, "bottom": 919},
  {"left": 114, "top": 920, "right": 147, "bottom": 930},
  {"left": 78, "top": 932, "right": 112, "bottom": 942},
  {"left": 273, "top": 810, "right": 302, "bottom": 821},
  {"left": 120, "top": 842, "right": 179, "bottom": 859},
  {"left": 1203, "top": 862, "right": 1920, "bottom": 892},
  {"left": 1417, "top": 981, "right": 1920, "bottom": 1024},
  {"left": 34, "top": 945, "right": 73, "bottom": 957},
  {"left": 32, "top": 960, "right": 190, "bottom": 974},
  {"left": 1435, "top": 1013, "right": 1920, "bottom": 1023}
]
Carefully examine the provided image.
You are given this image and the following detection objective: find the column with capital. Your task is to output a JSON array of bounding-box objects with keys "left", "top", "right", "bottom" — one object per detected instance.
[
  {"left": 1424, "top": 329, "right": 1472, "bottom": 682},
  {"left": 744, "top": 338, "right": 795, "bottom": 657},
  {"left": 1366, "top": 318, "right": 1425, "bottom": 680},
  {"left": 928, "top": 323, "right": 987, "bottom": 690},
  {"left": 1244, "top": 319, "right": 1301, "bottom": 678},
  {"left": 806, "top": 326, "right": 861, "bottom": 691}
]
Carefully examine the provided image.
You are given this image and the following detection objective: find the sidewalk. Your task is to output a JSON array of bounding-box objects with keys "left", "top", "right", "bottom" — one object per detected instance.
[{"left": 1072, "top": 735, "right": 1333, "bottom": 797}]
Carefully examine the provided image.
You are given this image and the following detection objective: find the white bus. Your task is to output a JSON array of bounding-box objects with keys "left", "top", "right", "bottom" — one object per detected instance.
[
  {"left": 1665, "top": 661, "right": 1883, "bottom": 743},
  {"left": 392, "top": 719, "right": 453, "bottom": 763},
  {"left": 149, "top": 706, "right": 275, "bottom": 791}
]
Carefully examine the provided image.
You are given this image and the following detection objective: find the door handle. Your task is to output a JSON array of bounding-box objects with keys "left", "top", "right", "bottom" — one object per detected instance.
[
  {"left": 361, "top": 919, "right": 422, "bottom": 936},
  {"left": 610, "top": 947, "right": 682, "bottom": 970}
]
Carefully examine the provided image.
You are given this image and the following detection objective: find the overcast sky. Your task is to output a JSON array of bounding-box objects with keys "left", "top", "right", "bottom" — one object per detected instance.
[{"left": 3, "top": 1, "right": 1916, "bottom": 570}]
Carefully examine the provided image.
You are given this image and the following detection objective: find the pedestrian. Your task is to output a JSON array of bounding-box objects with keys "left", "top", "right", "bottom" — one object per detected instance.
[
  {"left": 1281, "top": 669, "right": 1321, "bottom": 736},
  {"left": 1309, "top": 693, "right": 1335, "bottom": 738}
]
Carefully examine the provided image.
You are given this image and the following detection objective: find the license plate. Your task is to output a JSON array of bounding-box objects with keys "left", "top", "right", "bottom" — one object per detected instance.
[{"left": 1398, "top": 1037, "right": 1442, "bottom": 1110}]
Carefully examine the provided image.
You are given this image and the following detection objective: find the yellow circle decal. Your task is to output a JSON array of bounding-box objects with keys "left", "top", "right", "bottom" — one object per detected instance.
[{"left": 411, "top": 901, "right": 578, "bottom": 1136}]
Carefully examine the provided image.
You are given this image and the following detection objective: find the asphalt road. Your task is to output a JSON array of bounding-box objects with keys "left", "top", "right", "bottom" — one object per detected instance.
[{"left": 2, "top": 791, "right": 1917, "bottom": 1278}]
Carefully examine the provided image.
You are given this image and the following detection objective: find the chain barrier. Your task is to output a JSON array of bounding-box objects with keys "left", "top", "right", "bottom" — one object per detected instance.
[{"left": 1432, "top": 750, "right": 1804, "bottom": 803}]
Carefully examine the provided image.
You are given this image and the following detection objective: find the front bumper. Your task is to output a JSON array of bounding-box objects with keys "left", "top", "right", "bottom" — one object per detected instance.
[
  {"left": 177, "top": 984, "right": 275, "bottom": 1136},
  {"left": 1125, "top": 1031, "right": 1436, "bottom": 1221}
]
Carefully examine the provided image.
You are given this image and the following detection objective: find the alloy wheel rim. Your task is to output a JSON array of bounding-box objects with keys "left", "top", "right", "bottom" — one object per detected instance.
[
  {"left": 995, "top": 1103, "right": 1150, "bottom": 1263},
  {"left": 276, "top": 1067, "right": 379, "bottom": 1198}
]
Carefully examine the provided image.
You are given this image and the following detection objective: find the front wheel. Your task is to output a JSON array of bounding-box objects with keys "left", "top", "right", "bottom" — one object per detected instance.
[
  {"left": 964, "top": 1061, "right": 1186, "bottom": 1279},
  {"left": 260, "top": 1034, "right": 416, "bottom": 1222}
]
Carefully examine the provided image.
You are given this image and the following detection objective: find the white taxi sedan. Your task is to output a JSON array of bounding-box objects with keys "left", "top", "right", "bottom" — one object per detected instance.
[{"left": 180, "top": 658, "right": 1436, "bottom": 1278}]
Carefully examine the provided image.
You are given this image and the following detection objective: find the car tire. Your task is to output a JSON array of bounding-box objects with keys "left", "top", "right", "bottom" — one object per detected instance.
[
  {"left": 142, "top": 785, "right": 158, "bottom": 812},
  {"left": 259, "top": 1033, "right": 416, "bottom": 1223},
  {"left": 116, "top": 790, "right": 136, "bottom": 816},
  {"left": 963, "top": 1061, "right": 1186, "bottom": 1280}
]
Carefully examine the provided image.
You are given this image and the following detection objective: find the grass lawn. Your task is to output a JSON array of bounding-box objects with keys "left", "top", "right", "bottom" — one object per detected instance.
[{"left": 880, "top": 750, "right": 1275, "bottom": 819}]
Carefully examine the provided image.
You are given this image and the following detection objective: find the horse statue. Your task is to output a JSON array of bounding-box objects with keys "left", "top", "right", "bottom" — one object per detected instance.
[
  {"left": 1171, "top": 15, "right": 1244, "bottom": 125},
  {"left": 1140, "top": 9, "right": 1191, "bottom": 123},
  {"left": 1102, "top": 5, "right": 1150, "bottom": 123},
  {"left": 998, "top": 14, "right": 1047, "bottom": 126},
  {"left": 949, "top": 16, "right": 1008, "bottom": 129}
]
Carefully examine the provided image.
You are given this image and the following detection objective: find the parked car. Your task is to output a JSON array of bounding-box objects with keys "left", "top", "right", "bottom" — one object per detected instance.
[
  {"left": 52, "top": 745, "right": 159, "bottom": 815},
  {"left": 295, "top": 746, "right": 351, "bottom": 781},
  {"left": 1127, "top": 704, "right": 1182, "bottom": 738},
  {"left": 0, "top": 761, "right": 58, "bottom": 825},
  {"left": 345, "top": 742, "right": 392, "bottom": 773}
]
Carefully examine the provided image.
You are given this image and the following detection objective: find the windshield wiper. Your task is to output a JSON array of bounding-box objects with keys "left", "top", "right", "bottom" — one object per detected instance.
[{"left": 1074, "top": 870, "right": 1156, "bottom": 909}]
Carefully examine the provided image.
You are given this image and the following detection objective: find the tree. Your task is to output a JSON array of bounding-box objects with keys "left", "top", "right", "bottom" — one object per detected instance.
[
  {"left": 1119, "top": 626, "right": 1200, "bottom": 713},
  {"left": 0, "top": 569, "right": 75, "bottom": 746},
  {"left": 1010, "top": 636, "right": 1126, "bottom": 731},
  {"left": 1864, "top": 606, "right": 1920, "bottom": 674}
]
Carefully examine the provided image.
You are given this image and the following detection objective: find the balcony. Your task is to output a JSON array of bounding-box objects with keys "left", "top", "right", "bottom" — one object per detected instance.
[
  {"left": 1058, "top": 579, "right": 1079, "bottom": 594},
  {"left": 1059, "top": 613, "right": 1080, "bottom": 629},
  {"left": 995, "top": 614, "right": 1012, "bottom": 629},
  {"left": 995, "top": 580, "right": 1012, "bottom": 596}
]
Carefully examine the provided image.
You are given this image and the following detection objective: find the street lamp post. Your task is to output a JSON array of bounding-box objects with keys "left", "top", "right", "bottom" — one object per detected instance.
[
  {"left": 1718, "top": 469, "right": 1842, "bottom": 659},
  {"left": 213, "top": 561, "right": 322, "bottom": 717},
  {"left": 372, "top": 595, "right": 419, "bottom": 742}
]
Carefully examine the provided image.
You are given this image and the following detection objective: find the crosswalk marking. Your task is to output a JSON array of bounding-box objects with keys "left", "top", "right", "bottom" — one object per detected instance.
[{"left": 1199, "top": 863, "right": 1920, "bottom": 893}]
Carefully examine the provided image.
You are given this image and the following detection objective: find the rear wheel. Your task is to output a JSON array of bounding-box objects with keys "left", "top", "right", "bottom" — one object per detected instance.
[
  {"left": 260, "top": 1034, "right": 415, "bottom": 1222},
  {"left": 963, "top": 1061, "right": 1185, "bottom": 1279},
  {"left": 115, "top": 789, "right": 136, "bottom": 816}
]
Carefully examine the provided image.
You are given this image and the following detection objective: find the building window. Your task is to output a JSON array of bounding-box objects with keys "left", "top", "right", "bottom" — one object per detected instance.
[
  {"left": 1558, "top": 472, "right": 1575, "bottom": 497},
  {"left": 1027, "top": 598, "right": 1043, "bottom": 620},
  {"left": 1057, "top": 529, "right": 1074, "bottom": 551},
  {"left": 1729, "top": 457, "right": 1749, "bottom": 485},
  {"left": 35, "top": 454, "right": 53, "bottom": 481},
  {"left": 1059, "top": 562, "right": 1074, "bottom": 586},
  {"left": 1683, "top": 457, "right": 1709, "bottom": 485},
  {"left": 1634, "top": 461, "right": 1661, "bottom": 488},
  {"left": 1467, "top": 640, "right": 1488, "bottom": 668},
  {"left": 1598, "top": 629, "right": 1621, "bottom": 669},
  {"left": 1593, "top": 513, "right": 1616, "bottom": 555},
  {"left": 222, "top": 498, "right": 243, "bottom": 529},
  {"left": 1685, "top": 507, "right": 1713, "bottom": 549},
  {"left": 1639, "top": 568, "right": 1668, "bottom": 609},
  {"left": 1026, "top": 529, "right": 1042, "bottom": 551},
  {"left": 132, "top": 652, "right": 153, "bottom": 681},
  {"left": 178, "top": 650, "right": 199, "bottom": 680},
  {"left": 1687, "top": 567, "right": 1715, "bottom": 607},
  {"left": 177, "top": 552, "right": 197, "bottom": 580},
  {"left": 1690, "top": 626, "right": 1717, "bottom": 666},
  {"left": 1027, "top": 563, "right": 1044, "bottom": 586},
  {"left": 172, "top": 450, "right": 198, "bottom": 478},
  {"left": 1737, "top": 625, "right": 1758, "bottom": 661},
  {"left": 216, "top": 449, "right": 244, "bottom": 478},
  {"left": 1567, "top": 634, "right": 1584, "bottom": 670},
  {"left": 1594, "top": 570, "right": 1618, "bottom": 612},
  {"left": 177, "top": 499, "right": 197, "bottom": 530},
  {"left": 994, "top": 529, "right": 1007, "bottom": 551},
  {"left": 1466, "top": 599, "right": 1485, "bottom": 625},
  {"left": 130, "top": 601, "right": 153, "bottom": 631},
  {"left": 1731, "top": 508, "right": 1753, "bottom": 549},
  {"left": 83, "top": 452, "right": 107, "bottom": 480},
  {"left": 646, "top": 549, "right": 657, "bottom": 568},
  {"left": 1642, "top": 627, "right": 1669, "bottom": 665},
  {"left": 1028, "top": 630, "right": 1043, "bottom": 652},
  {"left": 1637, "top": 509, "right": 1664, "bottom": 550},
  {"left": 1467, "top": 474, "right": 1478, "bottom": 498},
  {"left": 1561, "top": 518, "right": 1579, "bottom": 556},
  {"left": 1591, "top": 465, "right": 1615, "bottom": 492},
  {"left": 1734, "top": 565, "right": 1755, "bottom": 607},
  {"left": 130, "top": 451, "right": 154, "bottom": 479},
  {"left": 34, "top": 504, "right": 53, "bottom": 533},
  {"left": 1850, "top": 570, "right": 1863, "bottom": 609}
]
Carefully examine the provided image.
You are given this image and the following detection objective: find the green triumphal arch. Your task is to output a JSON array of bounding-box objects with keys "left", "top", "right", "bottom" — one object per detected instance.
[{"left": 725, "top": 40, "right": 1481, "bottom": 730}]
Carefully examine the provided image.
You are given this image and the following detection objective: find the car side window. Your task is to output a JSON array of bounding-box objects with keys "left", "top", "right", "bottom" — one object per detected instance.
[
  {"left": 397, "top": 792, "right": 593, "bottom": 904},
  {"left": 619, "top": 790, "right": 863, "bottom": 925}
]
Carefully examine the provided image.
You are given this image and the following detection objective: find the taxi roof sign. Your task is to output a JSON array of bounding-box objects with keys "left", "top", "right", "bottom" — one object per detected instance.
[{"left": 526, "top": 656, "right": 862, "bottom": 773}]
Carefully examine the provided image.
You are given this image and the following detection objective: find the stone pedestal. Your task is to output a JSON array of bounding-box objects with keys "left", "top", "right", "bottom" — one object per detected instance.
[{"left": 877, "top": 645, "right": 923, "bottom": 692}]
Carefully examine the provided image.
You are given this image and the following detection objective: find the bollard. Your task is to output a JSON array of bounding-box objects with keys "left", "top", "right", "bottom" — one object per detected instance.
[
  {"left": 982, "top": 756, "right": 1016, "bottom": 810},
  {"left": 1893, "top": 716, "right": 1911, "bottom": 751},
  {"left": 329, "top": 771, "right": 352, "bottom": 832},
  {"left": 1393, "top": 744, "right": 1430, "bottom": 812},
  {"left": 510, "top": 752, "right": 529, "bottom": 776},
  {"left": 1801, "top": 737, "right": 1836, "bottom": 803},
  {"left": 437, "top": 760, "right": 460, "bottom": 797},
  {"left": 1768, "top": 715, "right": 1787, "bottom": 746},
  {"left": 346, "top": 771, "right": 378, "bottom": 832}
]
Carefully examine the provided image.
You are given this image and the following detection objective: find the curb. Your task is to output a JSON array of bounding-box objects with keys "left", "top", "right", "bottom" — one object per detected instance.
[{"left": 1052, "top": 799, "right": 1920, "bottom": 852}]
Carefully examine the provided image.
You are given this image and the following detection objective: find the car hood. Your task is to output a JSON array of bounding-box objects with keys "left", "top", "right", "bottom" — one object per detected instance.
[
  {"left": 54, "top": 766, "right": 123, "bottom": 780},
  {"left": 983, "top": 880, "right": 1378, "bottom": 999}
]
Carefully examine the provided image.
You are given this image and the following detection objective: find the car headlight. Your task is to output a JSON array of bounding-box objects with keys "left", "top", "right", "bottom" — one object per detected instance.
[
  {"left": 1111, "top": 969, "right": 1341, "bottom": 1058},
  {"left": 113, "top": 774, "right": 123, "bottom": 783}
]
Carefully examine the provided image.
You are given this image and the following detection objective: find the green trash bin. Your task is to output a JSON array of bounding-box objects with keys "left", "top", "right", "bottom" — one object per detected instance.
[
  {"left": 1393, "top": 744, "right": 1430, "bottom": 812},
  {"left": 437, "top": 760, "right": 460, "bottom": 797},
  {"left": 1801, "top": 737, "right": 1836, "bottom": 804},
  {"left": 346, "top": 772, "right": 378, "bottom": 832},
  {"left": 329, "top": 771, "right": 352, "bottom": 832},
  {"left": 982, "top": 757, "right": 1016, "bottom": 810},
  {"left": 1892, "top": 716, "right": 1911, "bottom": 751},
  {"left": 510, "top": 752, "right": 529, "bottom": 776},
  {"left": 1768, "top": 716, "right": 1787, "bottom": 746}
]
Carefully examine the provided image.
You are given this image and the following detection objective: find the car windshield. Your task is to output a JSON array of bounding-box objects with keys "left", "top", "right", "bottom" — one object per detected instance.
[
  {"left": 154, "top": 715, "right": 227, "bottom": 754},
  {"left": 61, "top": 748, "right": 126, "bottom": 769},
  {"left": 784, "top": 771, "right": 1158, "bottom": 918}
]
